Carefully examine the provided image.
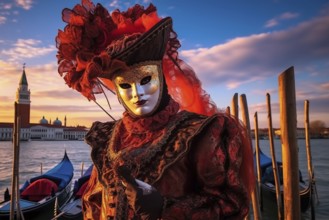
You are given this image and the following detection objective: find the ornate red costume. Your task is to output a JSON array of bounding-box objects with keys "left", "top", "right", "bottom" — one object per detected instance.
[
  {"left": 83, "top": 99, "right": 251, "bottom": 219},
  {"left": 56, "top": 1, "right": 255, "bottom": 219}
]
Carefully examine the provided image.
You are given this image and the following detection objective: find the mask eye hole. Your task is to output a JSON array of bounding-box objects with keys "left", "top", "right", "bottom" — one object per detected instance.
[
  {"left": 119, "top": 83, "right": 131, "bottom": 89},
  {"left": 140, "top": 76, "right": 151, "bottom": 85}
]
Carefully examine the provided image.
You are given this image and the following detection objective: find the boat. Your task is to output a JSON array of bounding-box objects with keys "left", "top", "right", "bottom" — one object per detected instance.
[
  {"left": 256, "top": 150, "right": 312, "bottom": 213},
  {"left": 54, "top": 164, "right": 93, "bottom": 220},
  {"left": 0, "top": 151, "right": 74, "bottom": 220}
]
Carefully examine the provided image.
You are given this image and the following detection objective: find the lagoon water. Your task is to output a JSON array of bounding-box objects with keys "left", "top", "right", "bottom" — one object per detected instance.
[{"left": 0, "top": 139, "right": 328, "bottom": 219}]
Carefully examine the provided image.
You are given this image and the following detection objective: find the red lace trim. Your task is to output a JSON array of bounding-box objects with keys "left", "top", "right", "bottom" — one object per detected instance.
[
  {"left": 115, "top": 99, "right": 179, "bottom": 151},
  {"left": 122, "top": 99, "right": 179, "bottom": 133}
]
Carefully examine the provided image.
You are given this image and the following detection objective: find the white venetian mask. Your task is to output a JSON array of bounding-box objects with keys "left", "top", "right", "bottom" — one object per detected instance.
[{"left": 113, "top": 61, "right": 163, "bottom": 117}]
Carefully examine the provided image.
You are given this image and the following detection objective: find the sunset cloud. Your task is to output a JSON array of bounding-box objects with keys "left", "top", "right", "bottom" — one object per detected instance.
[
  {"left": 320, "top": 82, "right": 329, "bottom": 90},
  {"left": 265, "top": 12, "right": 299, "bottom": 28},
  {"left": 0, "top": 16, "right": 6, "bottom": 24},
  {"left": 0, "top": 60, "right": 22, "bottom": 89},
  {"left": 109, "top": 0, "right": 120, "bottom": 8},
  {"left": 0, "top": 3, "right": 12, "bottom": 10},
  {"left": 30, "top": 102, "right": 123, "bottom": 126},
  {"left": 0, "top": 39, "right": 56, "bottom": 62},
  {"left": 15, "top": 0, "right": 33, "bottom": 10},
  {"left": 181, "top": 14, "right": 329, "bottom": 89},
  {"left": 33, "top": 90, "right": 81, "bottom": 100}
]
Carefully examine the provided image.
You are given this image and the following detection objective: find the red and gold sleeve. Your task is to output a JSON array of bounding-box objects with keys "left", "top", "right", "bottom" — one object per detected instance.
[{"left": 162, "top": 115, "right": 252, "bottom": 220}]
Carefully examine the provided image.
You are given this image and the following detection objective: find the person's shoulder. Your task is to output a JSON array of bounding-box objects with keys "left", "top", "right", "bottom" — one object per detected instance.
[
  {"left": 178, "top": 110, "right": 228, "bottom": 125},
  {"left": 89, "top": 120, "right": 117, "bottom": 132},
  {"left": 176, "top": 110, "right": 221, "bottom": 132},
  {"left": 180, "top": 110, "right": 243, "bottom": 133},
  {"left": 85, "top": 120, "right": 120, "bottom": 146},
  {"left": 178, "top": 110, "right": 208, "bottom": 120}
]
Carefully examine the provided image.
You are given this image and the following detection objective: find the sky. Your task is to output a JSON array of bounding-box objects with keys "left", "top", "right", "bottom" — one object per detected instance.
[{"left": 0, "top": 0, "right": 328, "bottom": 129}]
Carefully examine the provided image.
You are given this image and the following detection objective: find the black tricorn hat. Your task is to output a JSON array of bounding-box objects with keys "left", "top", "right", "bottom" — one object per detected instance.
[{"left": 110, "top": 17, "right": 172, "bottom": 66}]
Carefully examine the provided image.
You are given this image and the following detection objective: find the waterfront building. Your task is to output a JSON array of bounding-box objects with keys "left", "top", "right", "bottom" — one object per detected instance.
[{"left": 0, "top": 67, "right": 88, "bottom": 141}]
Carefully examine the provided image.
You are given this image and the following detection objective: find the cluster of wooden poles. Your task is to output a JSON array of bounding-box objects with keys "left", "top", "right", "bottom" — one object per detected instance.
[{"left": 227, "top": 66, "right": 317, "bottom": 219}]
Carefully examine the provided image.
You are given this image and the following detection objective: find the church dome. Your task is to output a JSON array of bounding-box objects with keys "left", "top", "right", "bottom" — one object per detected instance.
[
  {"left": 53, "top": 117, "right": 62, "bottom": 126},
  {"left": 39, "top": 116, "right": 48, "bottom": 124}
]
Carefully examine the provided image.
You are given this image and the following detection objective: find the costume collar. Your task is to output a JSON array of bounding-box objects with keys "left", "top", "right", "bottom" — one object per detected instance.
[{"left": 122, "top": 98, "right": 179, "bottom": 133}]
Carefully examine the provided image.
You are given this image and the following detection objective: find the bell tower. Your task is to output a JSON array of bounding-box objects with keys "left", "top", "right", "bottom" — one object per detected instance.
[{"left": 15, "top": 64, "right": 31, "bottom": 127}]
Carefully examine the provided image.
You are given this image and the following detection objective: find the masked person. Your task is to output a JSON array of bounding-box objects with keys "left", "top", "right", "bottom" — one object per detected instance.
[{"left": 56, "top": 1, "right": 255, "bottom": 219}]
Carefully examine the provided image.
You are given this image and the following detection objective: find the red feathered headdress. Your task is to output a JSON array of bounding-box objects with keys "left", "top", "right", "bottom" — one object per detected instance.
[{"left": 56, "top": 0, "right": 218, "bottom": 116}]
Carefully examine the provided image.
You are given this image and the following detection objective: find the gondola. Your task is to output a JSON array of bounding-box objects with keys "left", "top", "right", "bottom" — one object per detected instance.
[
  {"left": 0, "top": 151, "right": 74, "bottom": 220},
  {"left": 54, "top": 164, "right": 93, "bottom": 220},
  {"left": 256, "top": 150, "right": 312, "bottom": 213}
]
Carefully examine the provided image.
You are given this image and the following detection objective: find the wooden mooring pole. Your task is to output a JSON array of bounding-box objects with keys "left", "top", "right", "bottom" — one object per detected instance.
[
  {"left": 10, "top": 102, "right": 24, "bottom": 220},
  {"left": 81, "top": 161, "right": 85, "bottom": 177},
  {"left": 254, "top": 112, "right": 263, "bottom": 211},
  {"left": 239, "top": 94, "right": 262, "bottom": 220},
  {"left": 304, "top": 100, "right": 316, "bottom": 220},
  {"left": 278, "top": 66, "right": 300, "bottom": 219},
  {"left": 266, "top": 93, "right": 282, "bottom": 219},
  {"left": 231, "top": 93, "right": 239, "bottom": 120}
]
